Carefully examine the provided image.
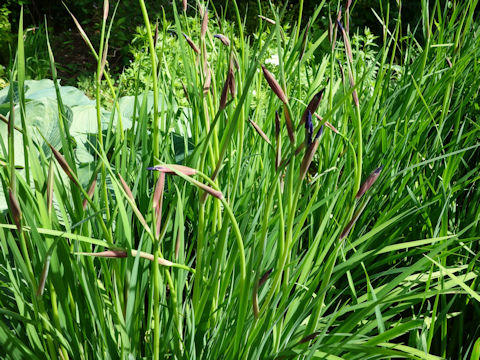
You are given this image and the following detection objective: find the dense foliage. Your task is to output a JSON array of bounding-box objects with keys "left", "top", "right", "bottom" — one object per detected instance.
[{"left": 1, "top": 0, "right": 479, "bottom": 359}]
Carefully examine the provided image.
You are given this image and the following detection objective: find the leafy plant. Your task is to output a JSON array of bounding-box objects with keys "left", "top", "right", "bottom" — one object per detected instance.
[{"left": 0, "top": 1, "right": 479, "bottom": 359}]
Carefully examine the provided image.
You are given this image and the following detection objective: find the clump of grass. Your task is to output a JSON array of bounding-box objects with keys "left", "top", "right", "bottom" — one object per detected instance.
[{"left": 1, "top": 1, "right": 480, "bottom": 359}]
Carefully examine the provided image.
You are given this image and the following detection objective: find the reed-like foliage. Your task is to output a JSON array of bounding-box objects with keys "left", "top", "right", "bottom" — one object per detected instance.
[{"left": 0, "top": 1, "right": 479, "bottom": 359}]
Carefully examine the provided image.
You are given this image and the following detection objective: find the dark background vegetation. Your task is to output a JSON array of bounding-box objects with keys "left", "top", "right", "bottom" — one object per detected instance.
[{"left": 0, "top": 0, "right": 424, "bottom": 83}]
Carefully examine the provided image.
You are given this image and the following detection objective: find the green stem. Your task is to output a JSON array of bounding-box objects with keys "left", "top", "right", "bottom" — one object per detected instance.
[{"left": 138, "top": 0, "right": 160, "bottom": 160}]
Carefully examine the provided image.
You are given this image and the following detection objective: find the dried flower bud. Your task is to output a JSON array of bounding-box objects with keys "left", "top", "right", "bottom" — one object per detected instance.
[
  {"left": 153, "top": 172, "right": 165, "bottom": 238},
  {"left": 77, "top": 250, "right": 174, "bottom": 266},
  {"left": 201, "top": 8, "right": 208, "bottom": 39},
  {"left": 355, "top": 165, "right": 383, "bottom": 199},
  {"left": 228, "top": 60, "right": 236, "bottom": 97},
  {"left": 261, "top": 65, "right": 288, "bottom": 104},
  {"left": 147, "top": 165, "right": 197, "bottom": 176},
  {"left": 203, "top": 67, "right": 211, "bottom": 94},
  {"left": 300, "top": 89, "right": 324, "bottom": 126},
  {"left": 183, "top": 33, "right": 200, "bottom": 54},
  {"left": 258, "top": 15, "right": 275, "bottom": 25},
  {"left": 305, "top": 110, "right": 313, "bottom": 146},
  {"left": 49, "top": 144, "right": 79, "bottom": 187},
  {"left": 118, "top": 174, "right": 134, "bottom": 201},
  {"left": 249, "top": 118, "right": 271, "bottom": 145},
  {"left": 213, "top": 34, "right": 230, "bottom": 46}
]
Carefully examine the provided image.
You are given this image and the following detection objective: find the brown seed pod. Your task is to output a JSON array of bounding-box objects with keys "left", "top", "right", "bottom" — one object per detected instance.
[
  {"left": 261, "top": 65, "right": 288, "bottom": 104},
  {"left": 148, "top": 164, "right": 197, "bottom": 176},
  {"left": 355, "top": 166, "right": 383, "bottom": 199},
  {"left": 228, "top": 60, "right": 236, "bottom": 98},
  {"left": 213, "top": 34, "right": 231, "bottom": 46},
  {"left": 219, "top": 74, "right": 230, "bottom": 110},
  {"left": 49, "top": 144, "right": 79, "bottom": 187},
  {"left": 118, "top": 174, "right": 134, "bottom": 201},
  {"left": 153, "top": 172, "right": 165, "bottom": 238},
  {"left": 258, "top": 15, "right": 275, "bottom": 25},
  {"left": 203, "top": 67, "right": 211, "bottom": 94},
  {"left": 300, "top": 89, "right": 324, "bottom": 126},
  {"left": 201, "top": 8, "right": 208, "bottom": 39},
  {"left": 183, "top": 33, "right": 200, "bottom": 54},
  {"left": 249, "top": 118, "right": 271, "bottom": 145}
]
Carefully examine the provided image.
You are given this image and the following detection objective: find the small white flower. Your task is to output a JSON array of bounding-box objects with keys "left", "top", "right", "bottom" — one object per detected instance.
[{"left": 265, "top": 54, "right": 279, "bottom": 66}]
